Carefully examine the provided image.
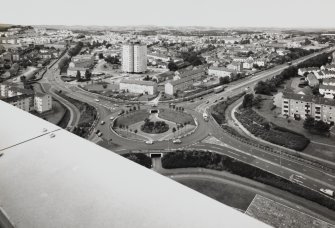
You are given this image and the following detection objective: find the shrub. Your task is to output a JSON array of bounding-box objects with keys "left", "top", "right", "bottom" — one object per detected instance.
[{"left": 123, "top": 153, "right": 152, "bottom": 168}]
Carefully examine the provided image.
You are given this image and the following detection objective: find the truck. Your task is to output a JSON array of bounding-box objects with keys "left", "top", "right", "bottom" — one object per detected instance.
[
  {"left": 203, "top": 112, "right": 209, "bottom": 121},
  {"left": 214, "top": 85, "right": 225, "bottom": 94},
  {"left": 320, "top": 188, "right": 334, "bottom": 197}
]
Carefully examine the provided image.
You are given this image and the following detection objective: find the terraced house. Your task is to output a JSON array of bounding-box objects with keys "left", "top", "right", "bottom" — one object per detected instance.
[{"left": 282, "top": 92, "right": 335, "bottom": 124}]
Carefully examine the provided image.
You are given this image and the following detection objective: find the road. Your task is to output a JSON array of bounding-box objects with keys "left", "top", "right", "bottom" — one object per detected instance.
[{"left": 40, "top": 47, "right": 335, "bottom": 204}]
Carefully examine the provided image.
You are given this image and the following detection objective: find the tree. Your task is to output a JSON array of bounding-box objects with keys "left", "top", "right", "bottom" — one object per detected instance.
[
  {"left": 172, "top": 127, "right": 176, "bottom": 136},
  {"left": 76, "top": 70, "right": 81, "bottom": 81},
  {"left": 98, "top": 53, "right": 104, "bottom": 59},
  {"left": 303, "top": 116, "right": 315, "bottom": 131},
  {"left": 242, "top": 94, "right": 254, "bottom": 108},
  {"left": 168, "top": 61, "right": 178, "bottom": 71},
  {"left": 219, "top": 76, "right": 230, "bottom": 85},
  {"left": 85, "top": 69, "right": 91, "bottom": 80},
  {"left": 314, "top": 120, "right": 330, "bottom": 133}
]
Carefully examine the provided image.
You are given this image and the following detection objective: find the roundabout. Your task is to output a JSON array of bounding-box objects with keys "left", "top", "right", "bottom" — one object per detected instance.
[{"left": 111, "top": 108, "right": 197, "bottom": 142}]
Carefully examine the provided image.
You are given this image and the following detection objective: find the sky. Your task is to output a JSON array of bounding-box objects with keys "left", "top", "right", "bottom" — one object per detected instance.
[{"left": 1, "top": 0, "right": 335, "bottom": 28}]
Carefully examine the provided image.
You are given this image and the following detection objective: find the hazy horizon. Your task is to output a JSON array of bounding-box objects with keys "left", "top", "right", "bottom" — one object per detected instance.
[{"left": 1, "top": 0, "right": 335, "bottom": 29}]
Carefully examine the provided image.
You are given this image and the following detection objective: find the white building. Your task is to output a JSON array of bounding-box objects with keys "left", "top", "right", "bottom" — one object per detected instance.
[
  {"left": 3, "top": 94, "right": 33, "bottom": 112},
  {"left": 34, "top": 93, "right": 52, "bottom": 113},
  {"left": 298, "top": 67, "right": 319, "bottom": 76},
  {"left": 208, "top": 67, "right": 236, "bottom": 78},
  {"left": 323, "top": 78, "right": 335, "bottom": 86},
  {"left": 122, "top": 42, "right": 147, "bottom": 73},
  {"left": 119, "top": 79, "right": 157, "bottom": 95},
  {"left": 319, "top": 84, "right": 335, "bottom": 99},
  {"left": 67, "top": 67, "right": 88, "bottom": 78},
  {"left": 314, "top": 70, "right": 335, "bottom": 79}
]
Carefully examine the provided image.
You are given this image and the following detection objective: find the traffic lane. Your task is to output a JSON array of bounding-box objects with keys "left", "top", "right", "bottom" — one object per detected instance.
[
  {"left": 190, "top": 143, "right": 335, "bottom": 201},
  {"left": 194, "top": 139, "right": 335, "bottom": 190},
  {"left": 194, "top": 47, "right": 335, "bottom": 112}
]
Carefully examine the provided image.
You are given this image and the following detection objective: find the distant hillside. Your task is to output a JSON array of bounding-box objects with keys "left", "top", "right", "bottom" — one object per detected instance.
[{"left": 0, "top": 23, "right": 13, "bottom": 32}]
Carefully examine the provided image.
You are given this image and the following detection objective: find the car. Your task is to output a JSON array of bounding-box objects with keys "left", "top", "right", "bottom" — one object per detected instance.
[
  {"left": 95, "top": 99, "right": 100, "bottom": 102},
  {"left": 220, "top": 97, "right": 224, "bottom": 100},
  {"left": 199, "top": 97, "right": 203, "bottom": 100},
  {"left": 205, "top": 101, "right": 209, "bottom": 104},
  {"left": 95, "top": 129, "right": 100, "bottom": 134},
  {"left": 173, "top": 139, "right": 181, "bottom": 144},
  {"left": 100, "top": 121, "right": 105, "bottom": 125},
  {"left": 213, "top": 100, "right": 217, "bottom": 103},
  {"left": 97, "top": 132, "right": 103, "bottom": 137},
  {"left": 145, "top": 140, "right": 154, "bottom": 145},
  {"left": 109, "top": 116, "right": 114, "bottom": 121}
]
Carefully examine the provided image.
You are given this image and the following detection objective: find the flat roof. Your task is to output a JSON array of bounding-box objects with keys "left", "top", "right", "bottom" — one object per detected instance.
[{"left": 0, "top": 101, "right": 268, "bottom": 228}]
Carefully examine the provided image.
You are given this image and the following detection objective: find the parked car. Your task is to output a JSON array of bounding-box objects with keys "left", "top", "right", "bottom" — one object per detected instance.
[
  {"left": 101, "top": 121, "right": 105, "bottom": 125},
  {"left": 97, "top": 132, "right": 103, "bottom": 137},
  {"left": 95, "top": 99, "right": 100, "bottom": 102},
  {"left": 95, "top": 129, "right": 100, "bottom": 134},
  {"left": 145, "top": 140, "right": 154, "bottom": 145}
]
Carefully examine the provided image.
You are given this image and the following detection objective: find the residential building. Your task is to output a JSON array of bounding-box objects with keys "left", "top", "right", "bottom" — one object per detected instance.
[
  {"left": 122, "top": 42, "right": 147, "bottom": 73},
  {"left": 34, "top": 92, "right": 52, "bottom": 113},
  {"left": 227, "top": 61, "right": 243, "bottom": 72},
  {"left": 173, "top": 69, "right": 205, "bottom": 81},
  {"left": 208, "top": 66, "right": 237, "bottom": 78},
  {"left": 67, "top": 67, "right": 88, "bottom": 78},
  {"left": 165, "top": 75, "right": 199, "bottom": 95},
  {"left": 243, "top": 59, "right": 254, "bottom": 69},
  {"left": 71, "top": 55, "right": 94, "bottom": 68},
  {"left": 314, "top": 70, "right": 335, "bottom": 79},
  {"left": 254, "top": 59, "right": 266, "bottom": 67},
  {"left": 323, "top": 78, "right": 335, "bottom": 86},
  {"left": 282, "top": 92, "right": 335, "bottom": 124},
  {"left": 298, "top": 67, "right": 319, "bottom": 76},
  {"left": 319, "top": 85, "right": 335, "bottom": 99},
  {"left": 119, "top": 79, "right": 157, "bottom": 95},
  {"left": 306, "top": 73, "right": 319, "bottom": 87},
  {"left": 3, "top": 94, "right": 33, "bottom": 112},
  {"left": 321, "top": 64, "right": 335, "bottom": 72}
]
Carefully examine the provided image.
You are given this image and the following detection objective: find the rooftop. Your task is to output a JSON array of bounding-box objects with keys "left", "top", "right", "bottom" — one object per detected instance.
[
  {"left": 283, "top": 91, "right": 335, "bottom": 106},
  {"left": 120, "top": 79, "right": 157, "bottom": 86},
  {"left": 0, "top": 101, "right": 268, "bottom": 228}
]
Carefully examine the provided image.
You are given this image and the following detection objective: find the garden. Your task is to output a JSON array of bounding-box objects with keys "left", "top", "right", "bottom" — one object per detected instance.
[
  {"left": 235, "top": 108, "right": 310, "bottom": 151},
  {"left": 141, "top": 119, "right": 169, "bottom": 134}
]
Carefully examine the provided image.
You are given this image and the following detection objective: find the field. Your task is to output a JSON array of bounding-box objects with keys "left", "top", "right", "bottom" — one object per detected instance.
[
  {"left": 176, "top": 177, "right": 256, "bottom": 211},
  {"left": 246, "top": 195, "right": 335, "bottom": 228},
  {"left": 158, "top": 109, "right": 195, "bottom": 125}
]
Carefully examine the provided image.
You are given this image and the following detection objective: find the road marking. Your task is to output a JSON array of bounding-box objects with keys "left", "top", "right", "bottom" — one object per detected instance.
[{"left": 227, "top": 150, "right": 241, "bottom": 157}]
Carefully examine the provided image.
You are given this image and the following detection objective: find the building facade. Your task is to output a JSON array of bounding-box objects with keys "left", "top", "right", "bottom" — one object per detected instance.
[
  {"left": 34, "top": 93, "right": 52, "bottom": 113},
  {"left": 282, "top": 92, "right": 335, "bottom": 124},
  {"left": 119, "top": 79, "right": 157, "bottom": 95},
  {"left": 122, "top": 42, "right": 147, "bottom": 73},
  {"left": 208, "top": 67, "right": 236, "bottom": 78}
]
